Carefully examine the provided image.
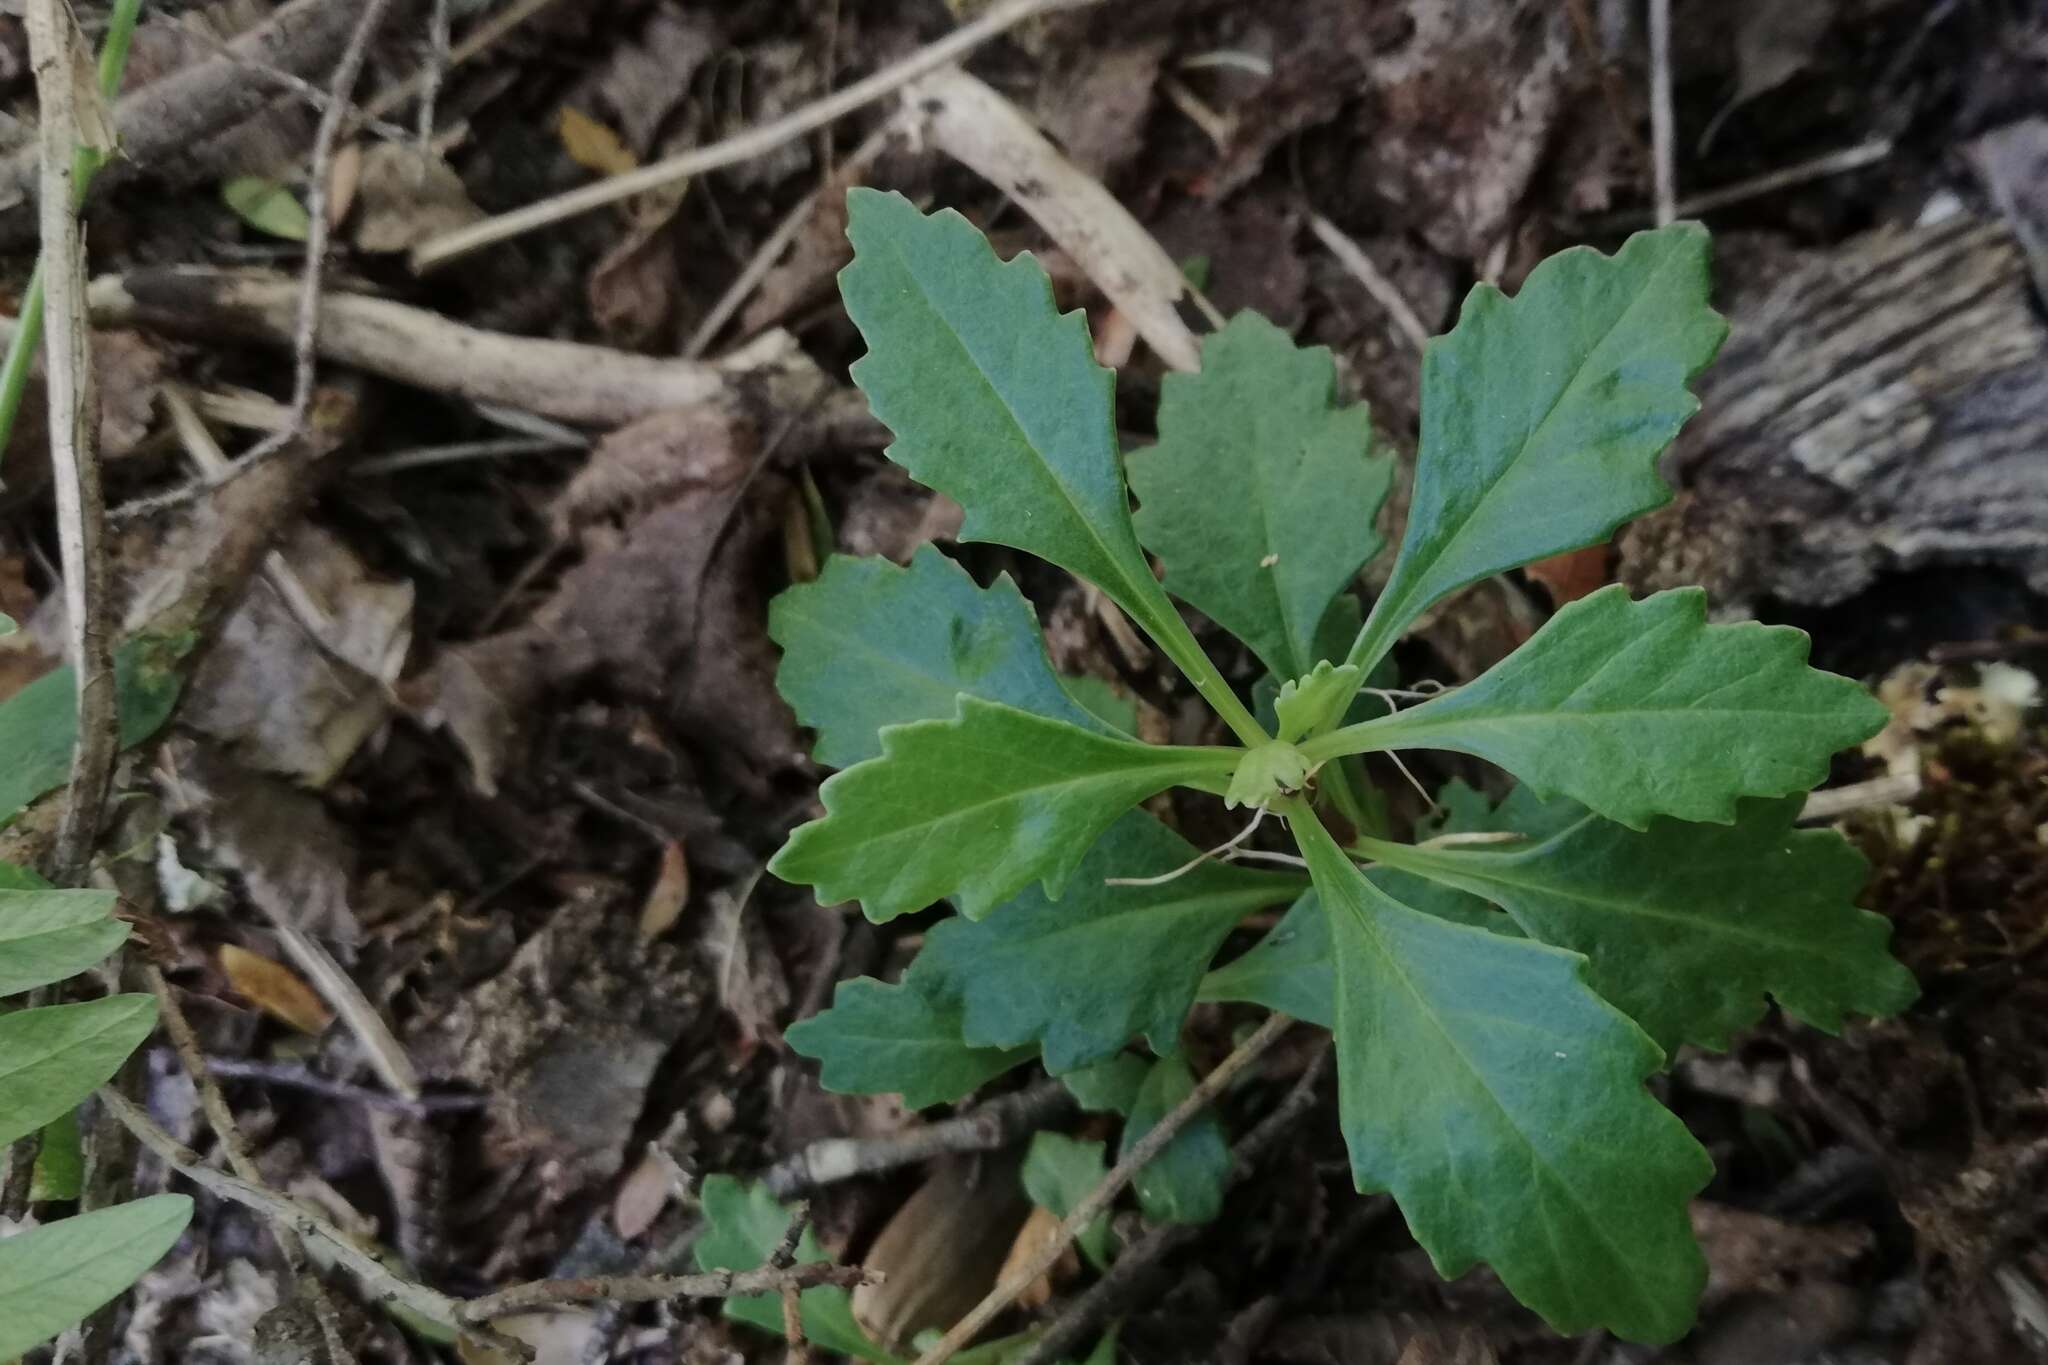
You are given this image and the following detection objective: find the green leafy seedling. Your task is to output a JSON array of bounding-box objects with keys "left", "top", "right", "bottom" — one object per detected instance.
[
  {"left": 770, "top": 189, "right": 1917, "bottom": 1343},
  {"left": 0, "top": 865, "right": 192, "bottom": 1356}
]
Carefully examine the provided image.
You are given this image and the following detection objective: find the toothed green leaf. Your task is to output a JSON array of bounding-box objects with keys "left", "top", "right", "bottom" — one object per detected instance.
[
  {"left": 1362, "top": 797, "right": 1919, "bottom": 1052},
  {"left": 839, "top": 190, "right": 1189, "bottom": 671},
  {"left": 1347, "top": 224, "right": 1727, "bottom": 676},
  {"left": 1121, "top": 1055, "right": 1231, "bottom": 1226},
  {"left": 1289, "top": 809, "right": 1710, "bottom": 1343},
  {"left": 0, "top": 1195, "right": 193, "bottom": 1360},
  {"left": 770, "top": 546, "right": 1108, "bottom": 769},
  {"left": 770, "top": 697, "right": 1235, "bottom": 922},
  {"left": 1318, "top": 587, "right": 1888, "bottom": 828},
  {"left": 909, "top": 810, "right": 1300, "bottom": 1073},
  {"left": 1129, "top": 313, "right": 1393, "bottom": 681},
  {"left": 785, "top": 977, "right": 1033, "bottom": 1108}
]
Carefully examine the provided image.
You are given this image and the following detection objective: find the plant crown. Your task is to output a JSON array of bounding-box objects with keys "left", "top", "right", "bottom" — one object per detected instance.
[{"left": 768, "top": 189, "right": 1916, "bottom": 1345}]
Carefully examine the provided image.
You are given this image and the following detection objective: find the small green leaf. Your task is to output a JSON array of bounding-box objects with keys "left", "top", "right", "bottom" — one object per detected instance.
[
  {"left": 0, "top": 635, "right": 185, "bottom": 825},
  {"left": 1060, "top": 1054, "right": 1148, "bottom": 1114},
  {"left": 785, "top": 978, "right": 1032, "bottom": 1108},
  {"left": 30, "top": 1109, "right": 83, "bottom": 1202},
  {"left": 1347, "top": 224, "right": 1727, "bottom": 676},
  {"left": 1022, "top": 1132, "right": 1112, "bottom": 1267},
  {"left": 1287, "top": 806, "right": 1711, "bottom": 1343},
  {"left": 1224, "top": 741, "right": 1310, "bottom": 811},
  {"left": 1273, "top": 662, "right": 1361, "bottom": 743},
  {"left": 1316, "top": 587, "right": 1887, "bottom": 828},
  {"left": 1361, "top": 797, "right": 1919, "bottom": 1052},
  {"left": 221, "top": 176, "right": 311, "bottom": 241},
  {"left": 770, "top": 547, "right": 1107, "bottom": 769},
  {"left": 1120, "top": 1055, "right": 1230, "bottom": 1225},
  {"left": 909, "top": 811, "right": 1300, "bottom": 1072},
  {"left": 0, "top": 883, "right": 125, "bottom": 996},
  {"left": 838, "top": 189, "right": 1268, "bottom": 742},
  {"left": 1128, "top": 313, "right": 1393, "bottom": 682},
  {"left": 0, "top": 612, "right": 14, "bottom": 636},
  {"left": 1079, "top": 1326, "right": 1120, "bottom": 1365},
  {"left": 0, "top": 1194, "right": 193, "bottom": 1359},
  {"left": 693, "top": 1175, "right": 897, "bottom": 1362},
  {"left": 0, "top": 996, "right": 159, "bottom": 1147},
  {"left": 770, "top": 697, "right": 1235, "bottom": 921}
]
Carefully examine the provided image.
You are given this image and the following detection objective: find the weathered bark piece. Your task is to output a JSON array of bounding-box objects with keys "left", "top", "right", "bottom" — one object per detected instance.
[{"left": 1620, "top": 213, "right": 2048, "bottom": 609}]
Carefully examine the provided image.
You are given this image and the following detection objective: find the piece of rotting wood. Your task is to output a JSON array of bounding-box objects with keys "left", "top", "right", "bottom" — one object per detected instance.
[{"left": 1621, "top": 213, "right": 2048, "bottom": 609}]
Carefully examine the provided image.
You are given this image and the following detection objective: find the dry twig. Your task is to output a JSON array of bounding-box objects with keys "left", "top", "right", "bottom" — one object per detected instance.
[
  {"left": 0, "top": 0, "right": 385, "bottom": 226},
  {"left": 410, "top": 0, "right": 1104, "bottom": 272},
  {"left": 145, "top": 967, "right": 362, "bottom": 1365},
  {"left": 907, "top": 67, "right": 1206, "bottom": 369},
  {"left": 1648, "top": 0, "right": 1677, "bottom": 226},
  {"left": 912, "top": 1015, "right": 1296, "bottom": 1365},
  {"left": 232, "top": 0, "right": 402, "bottom": 476},
  {"left": 101, "top": 1089, "right": 874, "bottom": 1340},
  {"left": 762, "top": 1079, "right": 1073, "bottom": 1198},
  {"left": 1306, "top": 212, "right": 1432, "bottom": 353},
  {"left": 25, "top": 0, "right": 114, "bottom": 885},
  {"left": 1013, "top": 1041, "right": 1331, "bottom": 1365}
]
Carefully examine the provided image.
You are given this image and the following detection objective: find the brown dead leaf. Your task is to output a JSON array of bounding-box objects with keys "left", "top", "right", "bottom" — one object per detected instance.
[
  {"left": 852, "top": 1156, "right": 1032, "bottom": 1350},
  {"left": 0, "top": 330, "right": 167, "bottom": 500},
  {"left": 558, "top": 105, "right": 638, "bottom": 177},
  {"left": 701, "top": 885, "right": 788, "bottom": 1060},
  {"left": 160, "top": 741, "right": 361, "bottom": 945},
  {"left": 326, "top": 138, "right": 362, "bottom": 226},
  {"left": 637, "top": 841, "right": 690, "bottom": 941},
  {"left": 611, "top": 1145, "right": 675, "bottom": 1240},
  {"left": 1701, "top": 0, "right": 1838, "bottom": 153},
  {"left": 582, "top": 4, "right": 720, "bottom": 158},
  {"left": 1524, "top": 543, "right": 1611, "bottom": 606},
  {"left": 218, "top": 943, "right": 333, "bottom": 1035},
  {"left": 587, "top": 217, "right": 679, "bottom": 349},
  {"left": 1692, "top": 1202, "right": 1873, "bottom": 1306},
  {"left": 1035, "top": 39, "right": 1170, "bottom": 180},
  {"left": 181, "top": 523, "right": 411, "bottom": 786},
  {"left": 349, "top": 141, "right": 486, "bottom": 255},
  {"left": 408, "top": 406, "right": 799, "bottom": 794},
  {"left": 996, "top": 1204, "right": 1077, "bottom": 1311}
]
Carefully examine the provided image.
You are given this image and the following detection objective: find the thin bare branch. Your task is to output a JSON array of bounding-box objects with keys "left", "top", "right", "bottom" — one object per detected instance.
[
  {"left": 25, "top": 0, "right": 114, "bottom": 884},
  {"left": 410, "top": 0, "right": 1105, "bottom": 273},
  {"left": 231, "top": 0, "right": 401, "bottom": 475},
  {"left": 1307, "top": 212, "right": 1432, "bottom": 353},
  {"left": 761, "top": 1079, "right": 1073, "bottom": 1199},
  {"left": 1648, "top": 0, "right": 1677, "bottom": 226}
]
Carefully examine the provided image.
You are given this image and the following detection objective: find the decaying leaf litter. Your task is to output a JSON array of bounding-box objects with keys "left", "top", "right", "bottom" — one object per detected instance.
[{"left": 0, "top": 0, "right": 2044, "bottom": 1362}]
